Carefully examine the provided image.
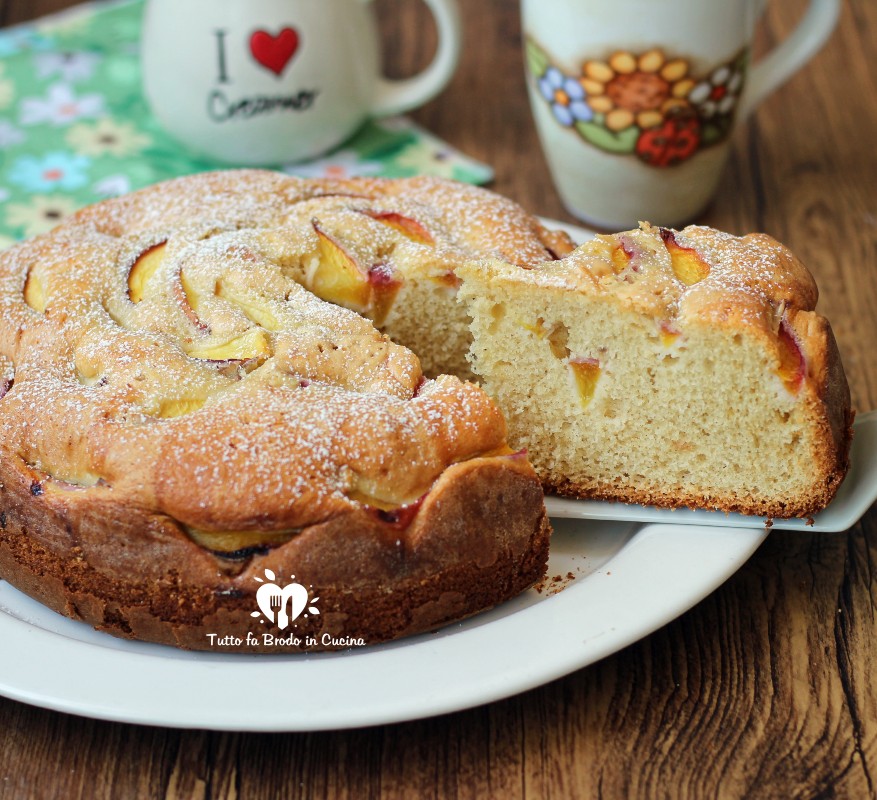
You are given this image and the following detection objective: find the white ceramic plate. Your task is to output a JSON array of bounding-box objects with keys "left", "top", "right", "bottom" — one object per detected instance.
[{"left": 0, "top": 519, "right": 767, "bottom": 731}]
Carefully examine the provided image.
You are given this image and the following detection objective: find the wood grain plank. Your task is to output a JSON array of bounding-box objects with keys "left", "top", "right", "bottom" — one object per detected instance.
[
  {"left": 747, "top": 1, "right": 877, "bottom": 413},
  {"left": 0, "top": 0, "right": 73, "bottom": 25}
]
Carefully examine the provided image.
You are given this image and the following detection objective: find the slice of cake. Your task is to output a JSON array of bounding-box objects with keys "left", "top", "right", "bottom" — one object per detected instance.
[{"left": 458, "top": 223, "right": 853, "bottom": 518}]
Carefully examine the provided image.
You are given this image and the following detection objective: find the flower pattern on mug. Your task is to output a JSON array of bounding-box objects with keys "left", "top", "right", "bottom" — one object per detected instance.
[
  {"left": 94, "top": 174, "right": 133, "bottom": 198},
  {"left": 527, "top": 38, "right": 749, "bottom": 168},
  {"left": 581, "top": 50, "right": 693, "bottom": 132},
  {"left": 394, "top": 145, "right": 459, "bottom": 179},
  {"left": 0, "top": 64, "right": 14, "bottom": 110},
  {"left": 687, "top": 62, "right": 745, "bottom": 119},
  {"left": 538, "top": 66, "right": 594, "bottom": 126},
  {"left": 0, "top": 120, "right": 25, "bottom": 149},
  {"left": 0, "top": 26, "right": 55, "bottom": 58},
  {"left": 283, "top": 149, "right": 385, "bottom": 180},
  {"left": 34, "top": 51, "right": 101, "bottom": 83}
]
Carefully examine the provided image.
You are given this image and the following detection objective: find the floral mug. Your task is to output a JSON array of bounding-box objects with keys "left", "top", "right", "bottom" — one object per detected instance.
[
  {"left": 141, "top": 0, "right": 462, "bottom": 165},
  {"left": 522, "top": 0, "right": 840, "bottom": 229}
]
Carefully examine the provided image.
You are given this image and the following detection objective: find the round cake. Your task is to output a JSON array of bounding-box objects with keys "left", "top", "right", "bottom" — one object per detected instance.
[{"left": 0, "top": 170, "right": 566, "bottom": 652}]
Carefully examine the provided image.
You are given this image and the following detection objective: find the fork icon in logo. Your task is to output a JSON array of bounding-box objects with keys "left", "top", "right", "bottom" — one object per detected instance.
[
  {"left": 271, "top": 592, "right": 290, "bottom": 629},
  {"left": 252, "top": 569, "right": 319, "bottom": 630}
]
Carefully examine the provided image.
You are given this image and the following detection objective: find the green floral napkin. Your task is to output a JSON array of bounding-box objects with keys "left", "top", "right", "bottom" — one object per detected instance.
[{"left": 0, "top": 0, "right": 493, "bottom": 246}]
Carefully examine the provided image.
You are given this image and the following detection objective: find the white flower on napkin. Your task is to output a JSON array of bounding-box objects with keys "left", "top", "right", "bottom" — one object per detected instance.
[
  {"left": 19, "top": 82, "right": 105, "bottom": 127},
  {"left": 34, "top": 51, "right": 101, "bottom": 83}
]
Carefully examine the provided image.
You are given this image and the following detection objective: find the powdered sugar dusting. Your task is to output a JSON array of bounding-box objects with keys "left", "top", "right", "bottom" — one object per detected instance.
[
  {"left": 468, "top": 220, "right": 820, "bottom": 332},
  {"left": 0, "top": 171, "right": 516, "bottom": 533}
]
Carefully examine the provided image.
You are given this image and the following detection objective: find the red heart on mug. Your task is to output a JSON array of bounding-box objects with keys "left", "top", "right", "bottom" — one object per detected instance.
[{"left": 249, "top": 28, "right": 300, "bottom": 76}]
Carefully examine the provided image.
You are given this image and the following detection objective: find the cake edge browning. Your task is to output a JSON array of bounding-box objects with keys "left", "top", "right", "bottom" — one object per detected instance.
[{"left": 0, "top": 449, "right": 550, "bottom": 652}]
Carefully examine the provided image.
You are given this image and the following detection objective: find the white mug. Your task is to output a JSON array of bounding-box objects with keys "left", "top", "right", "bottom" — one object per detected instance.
[
  {"left": 141, "top": 0, "right": 462, "bottom": 165},
  {"left": 522, "top": 0, "right": 840, "bottom": 229}
]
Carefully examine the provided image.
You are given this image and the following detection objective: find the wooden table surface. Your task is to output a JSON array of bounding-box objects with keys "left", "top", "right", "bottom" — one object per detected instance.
[{"left": 1, "top": 1, "right": 875, "bottom": 798}]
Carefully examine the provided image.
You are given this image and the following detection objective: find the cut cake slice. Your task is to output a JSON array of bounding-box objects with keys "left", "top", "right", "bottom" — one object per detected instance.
[{"left": 458, "top": 223, "right": 853, "bottom": 518}]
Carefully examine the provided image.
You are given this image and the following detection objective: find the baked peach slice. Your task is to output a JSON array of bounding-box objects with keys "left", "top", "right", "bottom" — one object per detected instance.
[
  {"left": 611, "top": 242, "right": 632, "bottom": 274},
  {"left": 547, "top": 322, "right": 571, "bottom": 360},
  {"left": 185, "top": 526, "right": 295, "bottom": 554},
  {"left": 777, "top": 318, "right": 805, "bottom": 393},
  {"left": 189, "top": 283, "right": 276, "bottom": 371},
  {"left": 589, "top": 235, "right": 634, "bottom": 276},
  {"left": 215, "top": 281, "right": 280, "bottom": 331},
  {"left": 188, "top": 327, "right": 272, "bottom": 362},
  {"left": 346, "top": 474, "right": 430, "bottom": 512},
  {"left": 311, "top": 222, "right": 371, "bottom": 312},
  {"left": 348, "top": 453, "right": 522, "bottom": 531},
  {"left": 569, "top": 357, "right": 601, "bottom": 408},
  {"left": 659, "top": 320, "right": 681, "bottom": 347},
  {"left": 127, "top": 242, "right": 167, "bottom": 303},
  {"left": 128, "top": 241, "right": 209, "bottom": 333},
  {"left": 366, "top": 263, "right": 402, "bottom": 326},
  {"left": 174, "top": 267, "right": 211, "bottom": 332},
  {"left": 156, "top": 397, "right": 207, "bottom": 418},
  {"left": 432, "top": 271, "right": 462, "bottom": 290},
  {"left": 310, "top": 221, "right": 402, "bottom": 326},
  {"left": 359, "top": 210, "right": 435, "bottom": 245},
  {"left": 520, "top": 317, "right": 549, "bottom": 339},
  {"left": 660, "top": 228, "right": 710, "bottom": 286},
  {"left": 23, "top": 269, "right": 47, "bottom": 313}
]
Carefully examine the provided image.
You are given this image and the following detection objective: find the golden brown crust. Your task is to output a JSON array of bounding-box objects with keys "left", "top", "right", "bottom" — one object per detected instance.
[
  {"left": 542, "top": 464, "right": 848, "bottom": 520},
  {"left": 0, "top": 171, "right": 560, "bottom": 651},
  {"left": 0, "top": 444, "right": 550, "bottom": 651}
]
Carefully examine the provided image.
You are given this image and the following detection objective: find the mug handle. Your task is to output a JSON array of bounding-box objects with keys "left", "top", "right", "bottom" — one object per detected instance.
[
  {"left": 368, "top": 0, "right": 463, "bottom": 116},
  {"left": 740, "top": 0, "right": 840, "bottom": 117}
]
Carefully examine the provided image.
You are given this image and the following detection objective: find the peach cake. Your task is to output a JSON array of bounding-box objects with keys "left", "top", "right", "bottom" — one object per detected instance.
[
  {"left": 0, "top": 170, "right": 572, "bottom": 652},
  {"left": 459, "top": 223, "right": 853, "bottom": 518}
]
